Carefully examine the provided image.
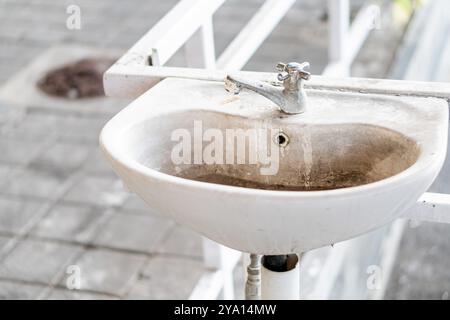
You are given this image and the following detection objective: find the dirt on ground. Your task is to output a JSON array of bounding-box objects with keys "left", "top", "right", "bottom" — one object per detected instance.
[{"left": 37, "top": 57, "right": 115, "bottom": 99}]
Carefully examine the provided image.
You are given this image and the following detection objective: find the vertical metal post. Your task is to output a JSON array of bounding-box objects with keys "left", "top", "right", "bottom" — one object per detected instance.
[
  {"left": 328, "top": 0, "right": 349, "bottom": 63},
  {"left": 326, "top": 0, "right": 350, "bottom": 76},
  {"left": 245, "top": 254, "right": 261, "bottom": 300}
]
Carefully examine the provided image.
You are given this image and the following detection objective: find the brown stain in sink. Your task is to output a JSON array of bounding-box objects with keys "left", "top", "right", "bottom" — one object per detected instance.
[
  {"left": 171, "top": 125, "right": 419, "bottom": 191},
  {"left": 179, "top": 172, "right": 368, "bottom": 191},
  {"left": 133, "top": 110, "right": 421, "bottom": 192}
]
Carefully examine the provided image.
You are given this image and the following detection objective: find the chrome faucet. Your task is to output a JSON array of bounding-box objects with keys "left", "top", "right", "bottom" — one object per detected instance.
[{"left": 224, "top": 62, "right": 311, "bottom": 114}]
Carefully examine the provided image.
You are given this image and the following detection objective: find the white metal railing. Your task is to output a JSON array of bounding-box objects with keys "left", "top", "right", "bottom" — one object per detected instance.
[
  {"left": 216, "top": 0, "right": 296, "bottom": 70},
  {"left": 104, "top": 0, "right": 450, "bottom": 299},
  {"left": 324, "top": 0, "right": 380, "bottom": 76}
]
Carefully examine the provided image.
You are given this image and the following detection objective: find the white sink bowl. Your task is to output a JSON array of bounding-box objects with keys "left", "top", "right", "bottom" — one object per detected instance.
[{"left": 100, "top": 78, "right": 448, "bottom": 254}]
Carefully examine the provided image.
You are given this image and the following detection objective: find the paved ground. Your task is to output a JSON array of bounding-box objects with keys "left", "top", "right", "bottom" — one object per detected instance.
[{"left": 0, "top": 0, "right": 448, "bottom": 299}]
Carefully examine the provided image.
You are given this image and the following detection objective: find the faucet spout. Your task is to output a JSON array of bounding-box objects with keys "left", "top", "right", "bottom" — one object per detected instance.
[
  {"left": 225, "top": 75, "right": 285, "bottom": 108},
  {"left": 224, "top": 61, "right": 310, "bottom": 114}
]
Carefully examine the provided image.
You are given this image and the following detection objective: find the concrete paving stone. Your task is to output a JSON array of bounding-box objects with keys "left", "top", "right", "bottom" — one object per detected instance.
[
  {"left": 0, "top": 235, "right": 12, "bottom": 251},
  {"left": 108, "top": 0, "right": 175, "bottom": 15},
  {"left": 35, "top": 0, "right": 107, "bottom": 8},
  {"left": 30, "top": 203, "right": 107, "bottom": 243},
  {"left": 0, "top": 99, "right": 26, "bottom": 124},
  {"left": 5, "top": 25, "right": 67, "bottom": 45},
  {"left": 93, "top": 213, "right": 173, "bottom": 254},
  {"left": 0, "top": 138, "right": 49, "bottom": 165},
  {"left": 126, "top": 255, "right": 204, "bottom": 299},
  {"left": 8, "top": 4, "right": 67, "bottom": 25},
  {"left": 0, "top": 164, "right": 13, "bottom": 181},
  {"left": 0, "top": 78, "right": 10, "bottom": 88},
  {"left": 46, "top": 288, "right": 118, "bottom": 300},
  {"left": 62, "top": 248, "right": 146, "bottom": 295},
  {"left": 0, "top": 66, "right": 19, "bottom": 86},
  {"left": 0, "top": 45, "right": 46, "bottom": 69},
  {"left": 0, "top": 280, "right": 46, "bottom": 300},
  {"left": 0, "top": 111, "right": 59, "bottom": 141},
  {"left": 121, "top": 9, "right": 174, "bottom": 31},
  {"left": 268, "top": 23, "right": 328, "bottom": 46},
  {"left": 120, "top": 193, "right": 153, "bottom": 214},
  {"left": 0, "top": 26, "right": 27, "bottom": 43},
  {"left": 385, "top": 222, "right": 450, "bottom": 300},
  {"left": 63, "top": 175, "right": 128, "bottom": 207},
  {"left": 0, "top": 195, "right": 49, "bottom": 234},
  {"left": 55, "top": 116, "right": 108, "bottom": 145},
  {"left": 81, "top": 147, "right": 115, "bottom": 176},
  {"left": 28, "top": 141, "right": 92, "bottom": 178},
  {"left": 0, "top": 239, "right": 80, "bottom": 284},
  {"left": 158, "top": 225, "right": 202, "bottom": 259},
  {"left": 213, "top": 18, "right": 253, "bottom": 56},
  {"left": 0, "top": 41, "right": 45, "bottom": 61},
  {"left": 1, "top": 166, "right": 68, "bottom": 199},
  {"left": 247, "top": 41, "right": 328, "bottom": 74}
]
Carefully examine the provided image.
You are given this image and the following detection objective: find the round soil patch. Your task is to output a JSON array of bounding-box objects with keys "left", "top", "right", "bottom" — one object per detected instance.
[{"left": 37, "top": 57, "right": 116, "bottom": 99}]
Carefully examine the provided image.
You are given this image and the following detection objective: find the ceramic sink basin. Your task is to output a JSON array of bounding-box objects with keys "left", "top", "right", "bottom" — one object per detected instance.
[{"left": 100, "top": 77, "right": 448, "bottom": 254}]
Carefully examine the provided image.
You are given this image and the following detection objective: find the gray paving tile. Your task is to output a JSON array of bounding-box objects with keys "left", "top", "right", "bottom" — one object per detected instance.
[
  {"left": 385, "top": 222, "right": 450, "bottom": 300},
  {"left": 0, "top": 102, "right": 25, "bottom": 130},
  {"left": 28, "top": 142, "right": 91, "bottom": 178},
  {"left": 0, "top": 280, "right": 45, "bottom": 300},
  {"left": 120, "top": 193, "right": 153, "bottom": 214},
  {"left": 0, "top": 239, "right": 80, "bottom": 284},
  {"left": 46, "top": 288, "right": 118, "bottom": 300},
  {"left": 30, "top": 203, "right": 107, "bottom": 243},
  {"left": 0, "top": 235, "right": 11, "bottom": 251},
  {"left": 93, "top": 213, "right": 173, "bottom": 254},
  {"left": 53, "top": 116, "right": 107, "bottom": 144},
  {"left": 81, "top": 147, "right": 115, "bottom": 176},
  {"left": 158, "top": 225, "right": 202, "bottom": 259},
  {"left": 63, "top": 175, "right": 128, "bottom": 207},
  {"left": 0, "top": 164, "right": 13, "bottom": 183},
  {"left": 0, "top": 112, "right": 60, "bottom": 141},
  {"left": 1, "top": 167, "right": 68, "bottom": 199},
  {"left": 0, "top": 196, "right": 49, "bottom": 234},
  {"left": 0, "top": 138, "right": 49, "bottom": 165},
  {"left": 126, "top": 256, "right": 204, "bottom": 299},
  {"left": 63, "top": 249, "right": 146, "bottom": 295}
]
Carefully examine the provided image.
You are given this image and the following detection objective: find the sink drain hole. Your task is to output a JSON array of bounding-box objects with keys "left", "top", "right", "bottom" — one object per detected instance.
[{"left": 273, "top": 132, "right": 289, "bottom": 147}]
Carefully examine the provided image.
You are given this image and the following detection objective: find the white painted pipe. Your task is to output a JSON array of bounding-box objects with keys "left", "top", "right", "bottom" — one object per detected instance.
[{"left": 261, "top": 255, "right": 300, "bottom": 300}]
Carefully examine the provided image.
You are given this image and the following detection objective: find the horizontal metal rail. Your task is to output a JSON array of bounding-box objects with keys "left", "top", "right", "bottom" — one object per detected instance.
[{"left": 104, "top": 65, "right": 450, "bottom": 101}]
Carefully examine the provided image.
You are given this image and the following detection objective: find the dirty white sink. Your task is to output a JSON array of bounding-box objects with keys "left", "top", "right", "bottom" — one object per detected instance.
[{"left": 100, "top": 77, "right": 448, "bottom": 254}]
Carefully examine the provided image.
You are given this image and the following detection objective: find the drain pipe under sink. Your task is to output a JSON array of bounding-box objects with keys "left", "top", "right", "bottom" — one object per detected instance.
[
  {"left": 262, "top": 254, "right": 300, "bottom": 299},
  {"left": 246, "top": 254, "right": 300, "bottom": 300}
]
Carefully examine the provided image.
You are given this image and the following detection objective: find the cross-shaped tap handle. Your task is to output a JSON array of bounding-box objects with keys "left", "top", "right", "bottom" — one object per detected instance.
[{"left": 276, "top": 62, "right": 311, "bottom": 82}]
